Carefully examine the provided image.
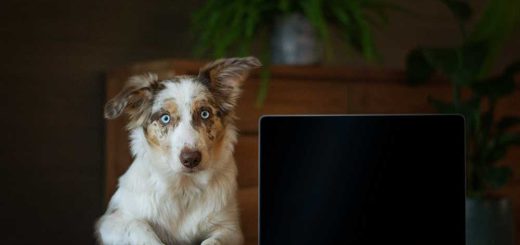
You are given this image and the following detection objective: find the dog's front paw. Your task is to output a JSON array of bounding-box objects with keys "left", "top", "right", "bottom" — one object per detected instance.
[{"left": 201, "top": 238, "right": 221, "bottom": 245}]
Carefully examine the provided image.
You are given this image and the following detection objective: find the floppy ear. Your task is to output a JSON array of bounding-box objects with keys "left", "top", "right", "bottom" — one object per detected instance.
[
  {"left": 104, "top": 73, "right": 160, "bottom": 128},
  {"left": 198, "top": 56, "right": 262, "bottom": 112}
]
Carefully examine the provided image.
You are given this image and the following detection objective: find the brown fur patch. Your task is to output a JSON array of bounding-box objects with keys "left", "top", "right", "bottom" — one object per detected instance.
[
  {"left": 191, "top": 97, "right": 225, "bottom": 143},
  {"left": 104, "top": 73, "right": 173, "bottom": 130},
  {"left": 197, "top": 57, "right": 261, "bottom": 114},
  {"left": 162, "top": 100, "right": 180, "bottom": 125},
  {"left": 144, "top": 100, "right": 180, "bottom": 149},
  {"left": 145, "top": 121, "right": 164, "bottom": 147}
]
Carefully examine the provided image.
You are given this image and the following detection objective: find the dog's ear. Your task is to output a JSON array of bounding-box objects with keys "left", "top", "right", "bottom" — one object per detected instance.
[
  {"left": 104, "top": 73, "right": 161, "bottom": 127},
  {"left": 198, "top": 57, "right": 262, "bottom": 112}
]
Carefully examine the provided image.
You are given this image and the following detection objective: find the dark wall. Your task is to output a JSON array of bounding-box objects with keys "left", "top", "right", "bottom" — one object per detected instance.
[{"left": 0, "top": 0, "right": 201, "bottom": 243}]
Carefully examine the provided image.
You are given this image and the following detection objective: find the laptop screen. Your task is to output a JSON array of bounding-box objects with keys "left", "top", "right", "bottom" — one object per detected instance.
[{"left": 259, "top": 115, "right": 465, "bottom": 245}]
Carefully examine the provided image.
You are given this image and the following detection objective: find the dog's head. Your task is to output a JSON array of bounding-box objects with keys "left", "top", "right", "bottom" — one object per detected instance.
[{"left": 104, "top": 57, "right": 261, "bottom": 173}]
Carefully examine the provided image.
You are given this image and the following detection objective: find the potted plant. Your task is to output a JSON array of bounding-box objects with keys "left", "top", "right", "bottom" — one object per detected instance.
[
  {"left": 191, "top": 0, "right": 403, "bottom": 104},
  {"left": 405, "top": 0, "right": 520, "bottom": 244}
]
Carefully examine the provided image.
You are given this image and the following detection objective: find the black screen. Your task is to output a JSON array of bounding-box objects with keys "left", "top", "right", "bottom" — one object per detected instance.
[{"left": 259, "top": 115, "right": 465, "bottom": 245}]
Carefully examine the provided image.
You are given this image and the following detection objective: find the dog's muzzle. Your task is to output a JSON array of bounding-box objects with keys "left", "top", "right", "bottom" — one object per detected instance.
[{"left": 180, "top": 147, "right": 201, "bottom": 169}]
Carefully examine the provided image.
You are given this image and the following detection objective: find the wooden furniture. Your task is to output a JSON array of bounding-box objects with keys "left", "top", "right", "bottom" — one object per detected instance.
[{"left": 105, "top": 59, "right": 520, "bottom": 245}]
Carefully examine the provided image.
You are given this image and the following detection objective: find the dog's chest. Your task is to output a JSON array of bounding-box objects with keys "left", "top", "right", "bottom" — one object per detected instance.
[{"left": 146, "top": 181, "right": 216, "bottom": 244}]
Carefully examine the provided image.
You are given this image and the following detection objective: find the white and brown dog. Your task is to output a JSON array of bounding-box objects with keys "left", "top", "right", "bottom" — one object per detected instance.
[{"left": 96, "top": 57, "right": 261, "bottom": 245}]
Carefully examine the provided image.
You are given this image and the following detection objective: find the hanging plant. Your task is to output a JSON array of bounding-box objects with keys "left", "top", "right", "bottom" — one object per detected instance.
[
  {"left": 191, "top": 0, "right": 404, "bottom": 106},
  {"left": 405, "top": 0, "right": 520, "bottom": 197}
]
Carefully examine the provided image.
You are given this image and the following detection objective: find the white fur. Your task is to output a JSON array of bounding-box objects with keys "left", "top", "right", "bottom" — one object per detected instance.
[{"left": 97, "top": 78, "right": 243, "bottom": 245}]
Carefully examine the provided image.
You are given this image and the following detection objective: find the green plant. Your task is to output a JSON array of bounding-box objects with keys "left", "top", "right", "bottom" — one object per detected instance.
[
  {"left": 405, "top": 0, "right": 520, "bottom": 197},
  {"left": 192, "top": 0, "right": 403, "bottom": 105}
]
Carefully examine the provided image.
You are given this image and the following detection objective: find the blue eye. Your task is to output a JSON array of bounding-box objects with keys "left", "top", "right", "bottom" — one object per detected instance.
[
  {"left": 200, "top": 110, "right": 210, "bottom": 119},
  {"left": 160, "top": 114, "right": 171, "bottom": 124}
]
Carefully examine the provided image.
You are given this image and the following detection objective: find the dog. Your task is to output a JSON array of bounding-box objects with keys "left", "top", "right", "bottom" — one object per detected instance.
[{"left": 96, "top": 57, "right": 261, "bottom": 245}]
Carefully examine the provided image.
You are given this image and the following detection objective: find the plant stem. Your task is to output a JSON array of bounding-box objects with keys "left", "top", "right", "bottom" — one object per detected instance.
[{"left": 255, "top": 40, "right": 272, "bottom": 107}]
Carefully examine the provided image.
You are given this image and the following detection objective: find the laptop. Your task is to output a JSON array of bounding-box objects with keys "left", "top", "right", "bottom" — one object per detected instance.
[{"left": 259, "top": 115, "right": 465, "bottom": 245}]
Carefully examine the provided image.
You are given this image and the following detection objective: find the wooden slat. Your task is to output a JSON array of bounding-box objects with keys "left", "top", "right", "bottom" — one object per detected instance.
[
  {"left": 345, "top": 82, "right": 453, "bottom": 113},
  {"left": 236, "top": 79, "right": 349, "bottom": 132},
  {"left": 496, "top": 91, "right": 520, "bottom": 124},
  {"left": 235, "top": 134, "right": 259, "bottom": 188},
  {"left": 238, "top": 187, "right": 258, "bottom": 245}
]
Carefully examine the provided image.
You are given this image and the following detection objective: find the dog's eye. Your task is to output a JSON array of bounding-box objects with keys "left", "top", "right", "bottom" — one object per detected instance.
[
  {"left": 160, "top": 114, "right": 171, "bottom": 124},
  {"left": 200, "top": 110, "right": 210, "bottom": 120}
]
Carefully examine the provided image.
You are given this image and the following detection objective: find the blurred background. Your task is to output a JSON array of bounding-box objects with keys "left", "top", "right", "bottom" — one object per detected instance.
[{"left": 1, "top": 0, "right": 519, "bottom": 244}]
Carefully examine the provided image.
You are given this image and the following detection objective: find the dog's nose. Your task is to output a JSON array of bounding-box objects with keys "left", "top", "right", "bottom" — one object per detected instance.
[{"left": 180, "top": 148, "right": 201, "bottom": 168}]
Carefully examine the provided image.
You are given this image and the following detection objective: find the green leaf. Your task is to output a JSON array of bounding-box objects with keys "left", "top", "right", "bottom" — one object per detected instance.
[
  {"left": 328, "top": 0, "right": 387, "bottom": 61},
  {"left": 458, "top": 41, "right": 491, "bottom": 82},
  {"left": 331, "top": 7, "right": 350, "bottom": 26},
  {"left": 421, "top": 47, "right": 463, "bottom": 84},
  {"left": 255, "top": 68, "right": 271, "bottom": 107},
  {"left": 439, "top": 0, "right": 472, "bottom": 22},
  {"left": 301, "top": 0, "right": 334, "bottom": 60},
  {"left": 496, "top": 133, "right": 520, "bottom": 147},
  {"left": 471, "top": 76, "right": 515, "bottom": 98},
  {"left": 349, "top": 2, "right": 378, "bottom": 61},
  {"left": 471, "top": 59, "right": 519, "bottom": 98},
  {"left": 429, "top": 96, "right": 481, "bottom": 134},
  {"left": 359, "top": 19, "right": 377, "bottom": 61},
  {"left": 468, "top": 0, "right": 520, "bottom": 77},
  {"left": 484, "top": 166, "right": 512, "bottom": 189},
  {"left": 405, "top": 48, "right": 435, "bottom": 85},
  {"left": 483, "top": 133, "right": 520, "bottom": 163},
  {"left": 300, "top": 0, "right": 329, "bottom": 43},
  {"left": 418, "top": 42, "right": 489, "bottom": 86}
]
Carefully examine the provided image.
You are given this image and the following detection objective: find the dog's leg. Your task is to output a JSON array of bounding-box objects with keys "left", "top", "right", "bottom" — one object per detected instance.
[
  {"left": 97, "top": 211, "right": 164, "bottom": 245},
  {"left": 201, "top": 228, "right": 243, "bottom": 245},
  {"left": 201, "top": 221, "right": 244, "bottom": 245}
]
